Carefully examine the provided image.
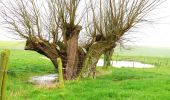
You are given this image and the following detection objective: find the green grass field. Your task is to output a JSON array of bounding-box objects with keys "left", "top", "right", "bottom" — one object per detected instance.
[
  {"left": 1, "top": 41, "right": 170, "bottom": 100},
  {"left": 0, "top": 41, "right": 26, "bottom": 50}
]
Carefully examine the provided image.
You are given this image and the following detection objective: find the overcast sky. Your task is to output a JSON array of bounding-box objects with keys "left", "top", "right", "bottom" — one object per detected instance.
[
  {"left": 124, "top": 0, "right": 170, "bottom": 47},
  {"left": 0, "top": 0, "right": 170, "bottom": 48}
]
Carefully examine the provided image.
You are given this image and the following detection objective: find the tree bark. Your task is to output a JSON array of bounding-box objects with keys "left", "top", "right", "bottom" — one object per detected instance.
[
  {"left": 65, "top": 25, "right": 82, "bottom": 80},
  {"left": 80, "top": 42, "right": 115, "bottom": 78},
  {"left": 103, "top": 49, "right": 114, "bottom": 69},
  {"left": 25, "top": 37, "right": 60, "bottom": 69}
]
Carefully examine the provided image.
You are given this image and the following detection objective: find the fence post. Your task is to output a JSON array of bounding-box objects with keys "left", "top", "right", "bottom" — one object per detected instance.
[
  {"left": 57, "top": 58, "right": 64, "bottom": 88},
  {"left": 0, "top": 50, "right": 10, "bottom": 100}
]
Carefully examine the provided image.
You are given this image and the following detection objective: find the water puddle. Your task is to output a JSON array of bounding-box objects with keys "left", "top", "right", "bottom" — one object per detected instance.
[{"left": 97, "top": 59, "right": 155, "bottom": 68}]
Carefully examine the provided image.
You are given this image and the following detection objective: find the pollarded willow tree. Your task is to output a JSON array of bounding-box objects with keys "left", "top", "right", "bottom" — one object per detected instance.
[
  {"left": 0, "top": 0, "right": 162, "bottom": 80},
  {"left": 88, "top": 0, "right": 163, "bottom": 69}
]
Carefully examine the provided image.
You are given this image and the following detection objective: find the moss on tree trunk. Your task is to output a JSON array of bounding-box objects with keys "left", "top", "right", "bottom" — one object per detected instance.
[
  {"left": 80, "top": 42, "right": 115, "bottom": 78},
  {"left": 103, "top": 49, "right": 114, "bottom": 69}
]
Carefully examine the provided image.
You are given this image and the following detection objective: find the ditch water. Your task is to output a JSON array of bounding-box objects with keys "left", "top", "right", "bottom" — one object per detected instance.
[{"left": 97, "top": 59, "right": 155, "bottom": 68}]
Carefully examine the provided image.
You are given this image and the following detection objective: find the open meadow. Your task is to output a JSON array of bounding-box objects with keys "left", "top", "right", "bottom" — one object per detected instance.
[{"left": 1, "top": 41, "right": 170, "bottom": 100}]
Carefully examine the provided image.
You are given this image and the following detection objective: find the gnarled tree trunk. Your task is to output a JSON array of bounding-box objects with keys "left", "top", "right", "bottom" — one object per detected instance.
[
  {"left": 80, "top": 42, "right": 116, "bottom": 78},
  {"left": 25, "top": 37, "right": 115, "bottom": 80},
  {"left": 25, "top": 37, "right": 60, "bottom": 69},
  {"left": 64, "top": 25, "right": 82, "bottom": 80},
  {"left": 25, "top": 26, "right": 85, "bottom": 80},
  {"left": 103, "top": 49, "right": 114, "bottom": 69}
]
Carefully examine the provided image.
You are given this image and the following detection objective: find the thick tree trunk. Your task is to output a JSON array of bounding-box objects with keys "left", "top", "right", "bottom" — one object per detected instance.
[
  {"left": 103, "top": 49, "right": 114, "bottom": 69},
  {"left": 25, "top": 37, "right": 60, "bottom": 69},
  {"left": 24, "top": 35, "right": 86, "bottom": 80},
  {"left": 64, "top": 25, "right": 82, "bottom": 80},
  {"left": 25, "top": 37, "right": 115, "bottom": 80},
  {"left": 80, "top": 42, "right": 115, "bottom": 78}
]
